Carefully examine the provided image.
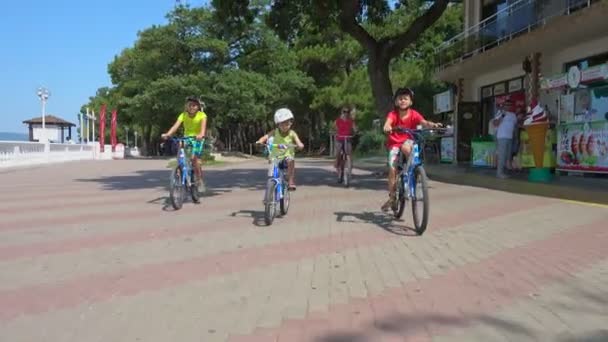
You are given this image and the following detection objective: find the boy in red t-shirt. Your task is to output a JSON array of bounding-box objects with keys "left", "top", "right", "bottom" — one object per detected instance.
[
  {"left": 381, "top": 87, "right": 442, "bottom": 212},
  {"left": 333, "top": 106, "right": 357, "bottom": 178}
]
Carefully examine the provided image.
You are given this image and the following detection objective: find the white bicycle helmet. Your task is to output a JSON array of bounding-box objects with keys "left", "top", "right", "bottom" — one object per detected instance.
[{"left": 274, "top": 108, "right": 294, "bottom": 124}]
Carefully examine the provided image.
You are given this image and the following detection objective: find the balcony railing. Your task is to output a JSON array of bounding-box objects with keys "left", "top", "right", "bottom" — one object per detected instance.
[{"left": 435, "top": 0, "right": 598, "bottom": 72}]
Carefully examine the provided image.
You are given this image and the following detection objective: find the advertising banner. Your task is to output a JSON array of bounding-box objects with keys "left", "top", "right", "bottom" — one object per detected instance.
[{"left": 557, "top": 121, "right": 608, "bottom": 173}]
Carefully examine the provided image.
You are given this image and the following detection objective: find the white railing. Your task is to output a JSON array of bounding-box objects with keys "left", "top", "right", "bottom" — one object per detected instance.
[
  {"left": 0, "top": 141, "right": 96, "bottom": 169},
  {"left": 435, "top": 0, "right": 597, "bottom": 71}
]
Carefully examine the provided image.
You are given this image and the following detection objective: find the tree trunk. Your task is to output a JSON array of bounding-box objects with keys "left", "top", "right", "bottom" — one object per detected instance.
[
  {"left": 368, "top": 52, "right": 394, "bottom": 118},
  {"left": 142, "top": 124, "right": 152, "bottom": 156}
]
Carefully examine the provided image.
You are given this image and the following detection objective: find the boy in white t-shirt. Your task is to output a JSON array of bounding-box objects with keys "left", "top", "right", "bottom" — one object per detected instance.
[{"left": 492, "top": 100, "right": 518, "bottom": 179}]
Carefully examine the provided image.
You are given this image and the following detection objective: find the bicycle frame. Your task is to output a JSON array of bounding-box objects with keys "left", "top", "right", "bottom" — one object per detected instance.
[
  {"left": 171, "top": 137, "right": 201, "bottom": 187},
  {"left": 336, "top": 136, "right": 353, "bottom": 161},
  {"left": 393, "top": 128, "right": 427, "bottom": 200},
  {"left": 267, "top": 157, "right": 286, "bottom": 203},
  {"left": 262, "top": 142, "right": 293, "bottom": 202}
]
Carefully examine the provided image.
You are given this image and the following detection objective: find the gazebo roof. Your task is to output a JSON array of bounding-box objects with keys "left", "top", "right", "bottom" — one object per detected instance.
[{"left": 23, "top": 115, "right": 76, "bottom": 127}]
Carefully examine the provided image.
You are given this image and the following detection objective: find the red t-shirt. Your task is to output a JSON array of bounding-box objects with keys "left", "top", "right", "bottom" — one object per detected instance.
[
  {"left": 335, "top": 117, "right": 354, "bottom": 140},
  {"left": 386, "top": 109, "right": 424, "bottom": 148}
]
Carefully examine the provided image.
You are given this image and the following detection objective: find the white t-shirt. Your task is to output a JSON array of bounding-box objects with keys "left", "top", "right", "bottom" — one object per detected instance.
[{"left": 495, "top": 111, "right": 517, "bottom": 139}]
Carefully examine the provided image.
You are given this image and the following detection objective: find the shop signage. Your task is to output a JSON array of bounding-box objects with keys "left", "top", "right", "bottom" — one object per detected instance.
[
  {"left": 581, "top": 63, "right": 608, "bottom": 83},
  {"left": 508, "top": 78, "right": 523, "bottom": 93},
  {"left": 541, "top": 63, "right": 608, "bottom": 90},
  {"left": 433, "top": 90, "right": 453, "bottom": 114},
  {"left": 493, "top": 83, "right": 506, "bottom": 95},
  {"left": 540, "top": 73, "right": 567, "bottom": 90},
  {"left": 567, "top": 66, "right": 582, "bottom": 89},
  {"left": 440, "top": 136, "right": 454, "bottom": 163}
]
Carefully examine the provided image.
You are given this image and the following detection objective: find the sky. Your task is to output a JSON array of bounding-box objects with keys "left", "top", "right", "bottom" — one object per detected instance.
[{"left": 0, "top": 0, "right": 207, "bottom": 133}]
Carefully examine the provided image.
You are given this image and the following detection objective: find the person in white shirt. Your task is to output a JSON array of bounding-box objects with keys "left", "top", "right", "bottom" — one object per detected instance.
[{"left": 492, "top": 100, "right": 518, "bottom": 179}]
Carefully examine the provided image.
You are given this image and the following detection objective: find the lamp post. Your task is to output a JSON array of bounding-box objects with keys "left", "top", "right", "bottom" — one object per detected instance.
[
  {"left": 79, "top": 112, "right": 84, "bottom": 143},
  {"left": 125, "top": 126, "right": 129, "bottom": 147},
  {"left": 36, "top": 87, "right": 50, "bottom": 142},
  {"left": 134, "top": 131, "right": 138, "bottom": 149}
]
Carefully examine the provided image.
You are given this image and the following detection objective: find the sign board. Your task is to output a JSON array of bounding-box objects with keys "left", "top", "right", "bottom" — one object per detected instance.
[
  {"left": 433, "top": 90, "right": 453, "bottom": 114},
  {"left": 541, "top": 63, "right": 608, "bottom": 90}
]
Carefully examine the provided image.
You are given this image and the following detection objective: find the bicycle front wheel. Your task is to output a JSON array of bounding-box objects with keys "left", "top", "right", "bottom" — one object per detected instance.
[
  {"left": 169, "top": 167, "right": 184, "bottom": 210},
  {"left": 343, "top": 155, "right": 352, "bottom": 187},
  {"left": 411, "top": 166, "right": 429, "bottom": 235},
  {"left": 264, "top": 179, "right": 277, "bottom": 225},
  {"left": 280, "top": 180, "right": 290, "bottom": 216},
  {"left": 393, "top": 172, "right": 406, "bottom": 219}
]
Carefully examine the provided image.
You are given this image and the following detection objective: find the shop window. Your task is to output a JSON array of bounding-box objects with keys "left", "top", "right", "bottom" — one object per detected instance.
[{"left": 564, "top": 52, "right": 608, "bottom": 71}]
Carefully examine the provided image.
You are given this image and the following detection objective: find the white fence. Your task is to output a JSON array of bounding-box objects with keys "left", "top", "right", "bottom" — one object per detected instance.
[{"left": 0, "top": 141, "right": 124, "bottom": 169}]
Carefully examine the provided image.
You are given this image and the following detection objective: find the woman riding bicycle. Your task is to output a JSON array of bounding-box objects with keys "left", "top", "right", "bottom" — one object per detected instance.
[
  {"left": 333, "top": 105, "right": 357, "bottom": 181},
  {"left": 161, "top": 96, "right": 208, "bottom": 192},
  {"left": 381, "top": 87, "right": 442, "bottom": 212}
]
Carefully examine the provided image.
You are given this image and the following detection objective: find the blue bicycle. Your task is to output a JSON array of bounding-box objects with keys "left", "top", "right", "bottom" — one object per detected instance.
[
  {"left": 168, "top": 136, "right": 205, "bottom": 210},
  {"left": 390, "top": 127, "right": 445, "bottom": 235},
  {"left": 256, "top": 141, "right": 297, "bottom": 226}
]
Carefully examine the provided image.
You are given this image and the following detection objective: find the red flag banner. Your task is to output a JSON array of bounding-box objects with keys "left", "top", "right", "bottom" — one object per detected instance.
[
  {"left": 111, "top": 109, "right": 118, "bottom": 152},
  {"left": 99, "top": 104, "right": 107, "bottom": 153}
]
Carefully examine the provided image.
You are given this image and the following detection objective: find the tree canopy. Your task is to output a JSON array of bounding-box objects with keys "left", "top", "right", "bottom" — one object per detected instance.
[{"left": 82, "top": 0, "right": 462, "bottom": 155}]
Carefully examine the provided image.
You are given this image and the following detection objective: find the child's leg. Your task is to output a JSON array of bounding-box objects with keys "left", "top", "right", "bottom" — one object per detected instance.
[
  {"left": 334, "top": 140, "right": 342, "bottom": 171},
  {"left": 287, "top": 159, "right": 296, "bottom": 189},
  {"left": 382, "top": 148, "right": 399, "bottom": 211}
]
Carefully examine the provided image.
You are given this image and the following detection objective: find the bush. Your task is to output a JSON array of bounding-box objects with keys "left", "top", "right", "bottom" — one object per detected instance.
[
  {"left": 356, "top": 130, "right": 385, "bottom": 155},
  {"left": 201, "top": 147, "right": 215, "bottom": 161}
]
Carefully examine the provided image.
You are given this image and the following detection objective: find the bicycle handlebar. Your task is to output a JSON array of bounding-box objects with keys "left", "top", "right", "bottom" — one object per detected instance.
[
  {"left": 390, "top": 126, "right": 447, "bottom": 135},
  {"left": 255, "top": 142, "right": 298, "bottom": 149},
  {"left": 168, "top": 136, "right": 207, "bottom": 141}
]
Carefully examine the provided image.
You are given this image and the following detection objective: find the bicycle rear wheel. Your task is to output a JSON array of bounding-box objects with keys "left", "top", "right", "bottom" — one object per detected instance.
[
  {"left": 264, "top": 179, "right": 277, "bottom": 225},
  {"left": 190, "top": 170, "right": 200, "bottom": 204},
  {"left": 411, "top": 166, "right": 429, "bottom": 235},
  {"left": 169, "top": 167, "right": 184, "bottom": 210}
]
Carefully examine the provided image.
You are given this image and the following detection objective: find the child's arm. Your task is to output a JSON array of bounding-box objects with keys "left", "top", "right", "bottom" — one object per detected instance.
[
  {"left": 162, "top": 119, "right": 182, "bottom": 138},
  {"left": 383, "top": 117, "right": 394, "bottom": 133},
  {"left": 292, "top": 132, "right": 305, "bottom": 150},
  {"left": 197, "top": 118, "right": 207, "bottom": 140},
  {"left": 420, "top": 118, "right": 442, "bottom": 129},
  {"left": 256, "top": 130, "right": 273, "bottom": 144}
]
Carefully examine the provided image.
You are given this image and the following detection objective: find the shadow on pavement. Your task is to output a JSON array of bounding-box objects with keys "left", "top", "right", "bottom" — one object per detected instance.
[
  {"left": 315, "top": 312, "right": 535, "bottom": 342},
  {"left": 230, "top": 209, "right": 268, "bottom": 227},
  {"left": 334, "top": 211, "right": 417, "bottom": 237},
  {"left": 315, "top": 268, "right": 608, "bottom": 342},
  {"left": 75, "top": 160, "right": 387, "bottom": 193}
]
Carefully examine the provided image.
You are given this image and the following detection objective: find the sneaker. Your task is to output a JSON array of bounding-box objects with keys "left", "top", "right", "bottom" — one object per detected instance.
[{"left": 496, "top": 173, "right": 509, "bottom": 179}]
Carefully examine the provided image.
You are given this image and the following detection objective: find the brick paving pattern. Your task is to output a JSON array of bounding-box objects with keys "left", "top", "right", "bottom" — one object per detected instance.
[{"left": 0, "top": 159, "right": 606, "bottom": 341}]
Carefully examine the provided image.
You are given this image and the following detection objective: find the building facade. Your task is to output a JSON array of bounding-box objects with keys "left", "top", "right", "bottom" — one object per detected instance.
[{"left": 435, "top": 0, "right": 608, "bottom": 173}]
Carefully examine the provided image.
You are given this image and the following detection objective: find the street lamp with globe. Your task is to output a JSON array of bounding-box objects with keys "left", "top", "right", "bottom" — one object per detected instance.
[{"left": 36, "top": 87, "right": 50, "bottom": 142}]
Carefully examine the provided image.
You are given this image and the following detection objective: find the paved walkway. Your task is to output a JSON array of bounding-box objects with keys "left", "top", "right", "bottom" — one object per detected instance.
[{"left": 0, "top": 158, "right": 606, "bottom": 341}]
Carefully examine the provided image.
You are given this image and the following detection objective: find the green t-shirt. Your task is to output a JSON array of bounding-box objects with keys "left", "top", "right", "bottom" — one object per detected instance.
[
  {"left": 177, "top": 111, "right": 207, "bottom": 137},
  {"left": 270, "top": 130, "right": 297, "bottom": 159}
]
